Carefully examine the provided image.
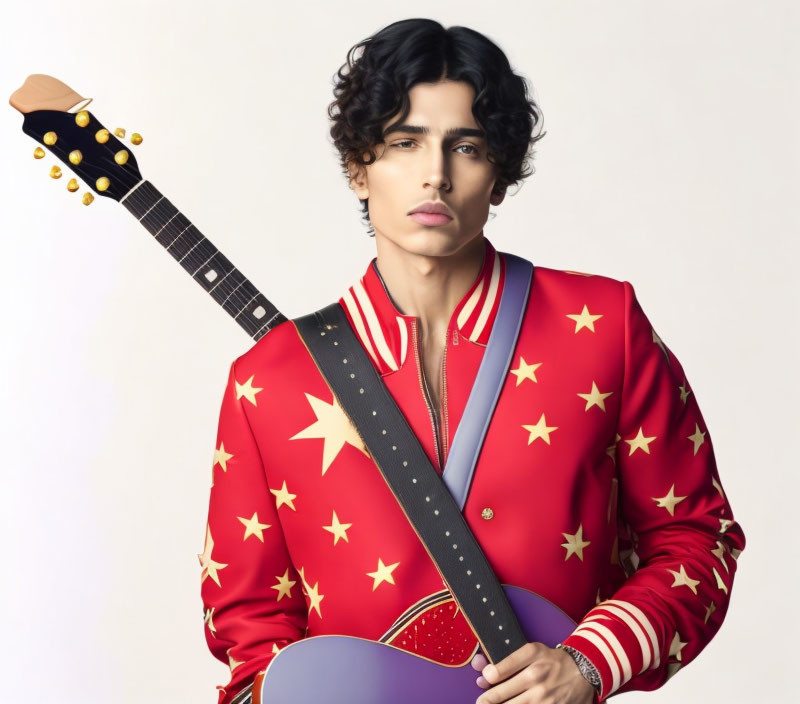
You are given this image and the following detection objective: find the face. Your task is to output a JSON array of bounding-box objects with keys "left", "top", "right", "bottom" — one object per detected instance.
[{"left": 348, "top": 79, "right": 505, "bottom": 258}]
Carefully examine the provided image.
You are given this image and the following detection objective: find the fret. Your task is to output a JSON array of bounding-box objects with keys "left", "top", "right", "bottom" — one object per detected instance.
[{"left": 120, "top": 179, "right": 287, "bottom": 340}]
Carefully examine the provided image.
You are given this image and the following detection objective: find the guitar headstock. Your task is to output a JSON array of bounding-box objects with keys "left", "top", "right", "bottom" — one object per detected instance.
[{"left": 10, "top": 74, "right": 144, "bottom": 204}]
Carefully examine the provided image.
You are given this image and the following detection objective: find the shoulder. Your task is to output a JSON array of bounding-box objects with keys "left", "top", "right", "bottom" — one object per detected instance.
[
  {"left": 529, "top": 263, "right": 629, "bottom": 307},
  {"left": 230, "top": 315, "right": 308, "bottom": 381}
]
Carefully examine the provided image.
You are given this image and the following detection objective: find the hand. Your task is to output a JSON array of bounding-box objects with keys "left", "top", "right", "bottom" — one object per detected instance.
[{"left": 470, "top": 642, "right": 597, "bottom": 704}]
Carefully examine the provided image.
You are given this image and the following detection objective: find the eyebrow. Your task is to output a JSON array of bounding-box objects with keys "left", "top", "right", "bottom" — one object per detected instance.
[{"left": 383, "top": 123, "right": 486, "bottom": 140}]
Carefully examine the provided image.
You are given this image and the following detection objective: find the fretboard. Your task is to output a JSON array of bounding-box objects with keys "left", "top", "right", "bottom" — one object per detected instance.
[{"left": 119, "top": 180, "right": 286, "bottom": 341}]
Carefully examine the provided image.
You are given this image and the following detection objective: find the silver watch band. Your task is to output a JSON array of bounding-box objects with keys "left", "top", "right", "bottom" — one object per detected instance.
[{"left": 556, "top": 642, "right": 602, "bottom": 692}]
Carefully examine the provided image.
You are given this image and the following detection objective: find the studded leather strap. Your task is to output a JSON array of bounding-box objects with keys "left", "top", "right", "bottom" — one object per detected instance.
[{"left": 292, "top": 255, "right": 533, "bottom": 664}]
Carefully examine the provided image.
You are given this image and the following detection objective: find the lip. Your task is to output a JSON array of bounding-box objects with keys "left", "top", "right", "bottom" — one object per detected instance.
[{"left": 408, "top": 200, "right": 454, "bottom": 217}]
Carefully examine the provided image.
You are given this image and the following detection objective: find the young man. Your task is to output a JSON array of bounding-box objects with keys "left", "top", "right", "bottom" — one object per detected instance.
[{"left": 199, "top": 19, "right": 745, "bottom": 704}]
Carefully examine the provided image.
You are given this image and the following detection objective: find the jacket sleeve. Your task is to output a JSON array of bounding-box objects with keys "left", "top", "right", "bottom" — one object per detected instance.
[
  {"left": 199, "top": 358, "right": 308, "bottom": 704},
  {"left": 559, "top": 280, "right": 746, "bottom": 702}
]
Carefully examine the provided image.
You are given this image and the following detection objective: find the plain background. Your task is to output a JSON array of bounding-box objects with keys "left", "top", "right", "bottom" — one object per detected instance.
[{"left": 1, "top": 1, "right": 795, "bottom": 702}]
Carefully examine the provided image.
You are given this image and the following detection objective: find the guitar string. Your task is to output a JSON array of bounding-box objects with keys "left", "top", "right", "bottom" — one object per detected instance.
[
  {"left": 71, "top": 124, "right": 272, "bottom": 332},
  {"left": 124, "top": 184, "right": 276, "bottom": 333}
]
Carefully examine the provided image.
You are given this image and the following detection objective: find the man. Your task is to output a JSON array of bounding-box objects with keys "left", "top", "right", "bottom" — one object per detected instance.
[{"left": 199, "top": 20, "right": 745, "bottom": 704}]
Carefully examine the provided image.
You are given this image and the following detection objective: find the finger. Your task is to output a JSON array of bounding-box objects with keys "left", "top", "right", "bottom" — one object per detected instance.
[
  {"left": 475, "top": 675, "right": 489, "bottom": 689},
  {"left": 471, "top": 653, "right": 488, "bottom": 671},
  {"left": 482, "top": 642, "right": 542, "bottom": 684}
]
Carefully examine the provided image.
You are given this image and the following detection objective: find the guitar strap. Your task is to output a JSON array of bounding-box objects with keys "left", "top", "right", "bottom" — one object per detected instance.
[{"left": 292, "top": 252, "right": 534, "bottom": 664}]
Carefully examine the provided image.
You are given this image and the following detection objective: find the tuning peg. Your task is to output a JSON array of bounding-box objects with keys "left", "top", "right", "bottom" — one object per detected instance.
[
  {"left": 113, "top": 127, "right": 125, "bottom": 138},
  {"left": 49, "top": 165, "right": 62, "bottom": 179},
  {"left": 114, "top": 149, "right": 129, "bottom": 165},
  {"left": 75, "top": 110, "right": 90, "bottom": 127},
  {"left": 43, "top": 131, "right": 57, "bottom": 146},
  {"left": 67, "top": 178, "right": 79, "bottom": 192},
  {"left": 131, "top": 132, "right": 143, "bottom": 145},
  {"left": 96, "top": 176, "right": 110, "bottom": 191},
  {"left": 82, "top": 192, "right": 94, "bottom": 206},
  {"left": 33, "top": 146, "right": 45, "bottom": 159},
  {"left": 95, "top": 128, "right": 109, "bottom": 143},
  {"left": 68, "top": 150, "right": 83, "bottom": 165}
]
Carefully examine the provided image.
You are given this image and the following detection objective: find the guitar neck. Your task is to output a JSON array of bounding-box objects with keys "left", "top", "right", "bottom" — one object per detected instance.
[{"left": 119, "top": 179, "right": 286, "bottom": 341}]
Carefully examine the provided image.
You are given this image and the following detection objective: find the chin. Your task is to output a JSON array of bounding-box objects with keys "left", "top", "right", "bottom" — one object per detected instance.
[{"left": 374, "top": 221, "right": 483, "bottom": 257}]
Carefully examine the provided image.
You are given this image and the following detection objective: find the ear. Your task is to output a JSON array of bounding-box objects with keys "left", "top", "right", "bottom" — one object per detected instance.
[
  {"left": 490, "top": 187, "right": 506, "bottom": 207},
  {"left": 347, "top": 158, "right": 369, "bottom": 200}
]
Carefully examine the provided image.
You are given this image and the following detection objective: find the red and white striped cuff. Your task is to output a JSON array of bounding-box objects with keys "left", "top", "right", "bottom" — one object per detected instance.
[{"left": 560, "top": 599, "right": 661, "bottom": 702}]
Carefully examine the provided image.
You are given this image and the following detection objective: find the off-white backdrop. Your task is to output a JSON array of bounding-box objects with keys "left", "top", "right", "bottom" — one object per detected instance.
[{"left": 1, "top": 1, "right": 795, "bottom": 702}]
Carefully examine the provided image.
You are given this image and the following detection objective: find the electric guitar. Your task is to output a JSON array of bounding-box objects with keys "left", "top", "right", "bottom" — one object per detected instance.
[{"left": 10, "top": 74, "right": 578, "bottom": 704}]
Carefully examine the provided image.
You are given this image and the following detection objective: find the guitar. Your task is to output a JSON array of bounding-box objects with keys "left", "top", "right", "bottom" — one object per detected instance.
[{"left": 10, "top": 74, "right": 578, "bottom": 704}]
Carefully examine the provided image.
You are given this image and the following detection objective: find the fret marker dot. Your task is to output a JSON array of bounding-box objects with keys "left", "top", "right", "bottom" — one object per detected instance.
[
  {"left": 252, "top": 305, "right": 265, "bottom": 319},
  {"left": 204, "top": 269, "right": 218, "bottom": 282}
]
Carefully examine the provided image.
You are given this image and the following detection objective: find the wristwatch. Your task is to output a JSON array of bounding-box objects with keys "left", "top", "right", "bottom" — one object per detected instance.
[{"left": 556, "top": 642, "right": 602, "bottom": 695}]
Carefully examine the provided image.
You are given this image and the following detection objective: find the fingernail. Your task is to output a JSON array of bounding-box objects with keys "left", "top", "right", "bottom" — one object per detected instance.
[{"left": 484, "top": 665, "right": 497, "bottom": 680}]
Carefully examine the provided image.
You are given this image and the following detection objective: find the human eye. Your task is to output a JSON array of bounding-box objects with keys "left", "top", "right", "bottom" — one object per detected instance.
[
  {"left": 456, "top": 143, "right": 479, "bottom": 155},
  {"left": 391, "top": 139, "right": 415, "bottom": 148}
]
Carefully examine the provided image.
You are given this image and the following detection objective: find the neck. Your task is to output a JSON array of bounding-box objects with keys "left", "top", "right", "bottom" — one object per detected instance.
[{"left": 373, "top": 234, "right": 487, "bottom": 343}]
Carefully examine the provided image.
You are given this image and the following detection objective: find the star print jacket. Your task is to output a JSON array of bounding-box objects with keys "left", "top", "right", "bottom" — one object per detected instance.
[{"left": 198, "top": 236, "right": 746, "bottom": 704}]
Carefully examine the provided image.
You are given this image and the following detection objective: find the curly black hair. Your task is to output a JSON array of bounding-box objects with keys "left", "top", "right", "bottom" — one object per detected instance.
[{"left": 327, "top": 18, "right": 545, "bottom": 236}]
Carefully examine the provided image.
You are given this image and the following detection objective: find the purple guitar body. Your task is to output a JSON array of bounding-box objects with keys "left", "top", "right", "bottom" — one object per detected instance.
[{"left": 260, "top": 584, "right": 577, "bottom": 703}]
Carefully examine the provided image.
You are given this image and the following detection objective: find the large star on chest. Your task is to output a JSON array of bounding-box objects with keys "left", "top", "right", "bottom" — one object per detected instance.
[{"left": 290, "top": 391, "right": 370, "bottom": 475}]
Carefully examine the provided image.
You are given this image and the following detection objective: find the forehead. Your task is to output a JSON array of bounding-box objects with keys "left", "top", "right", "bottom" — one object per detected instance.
[{"left": 389, "top": 80, "right": 481, "bottom": 133}]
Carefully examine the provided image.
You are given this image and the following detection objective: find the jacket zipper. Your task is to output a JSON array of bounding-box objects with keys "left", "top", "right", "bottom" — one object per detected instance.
[{"left": 412, "top": 319, "right": 445, "bottom": 471}]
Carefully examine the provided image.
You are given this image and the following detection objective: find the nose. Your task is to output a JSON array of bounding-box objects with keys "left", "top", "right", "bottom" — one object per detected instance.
[{"left": 423, "top": 145, "right": 450, "bottom": 191}]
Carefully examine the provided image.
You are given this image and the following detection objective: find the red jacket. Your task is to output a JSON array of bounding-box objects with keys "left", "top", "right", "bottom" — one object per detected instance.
[{"left": 199, "top": 237, "right": 745, "bottom": 703}]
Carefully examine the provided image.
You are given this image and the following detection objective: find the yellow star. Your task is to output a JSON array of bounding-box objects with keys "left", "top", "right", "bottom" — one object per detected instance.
[
  {"left": 235, "top": 373, "right": 263, "bottom": 406},
  {"left": 561, "top": 523, "right": 591, "bottom": 561},
  {"left": 298, "top": 566, "right": 325, "bottom": 617},
  {"left": 653, "top": 329, "right": 670, "bottom": 364},
  {"left": 719, "top": 517, "right": 735, "bottom": 534},
  {"left": 270, "top": 480, "right": 297, "bottom": 511},
  {"left": 272, "top": 643, "right": 282, "bottom": 655},
  {"left": 577, "top": 381, "right": 613, "bottom": 412},
  {"left": 669, "top": 631, "right": 688, "bottom": 661},
  {"left": 565, "top": 304, "right": 603, "bottom": 333},
  {"left": 227, "top": 647, "right": 243, "bottom": 671},
  {"left": 521, "top": 413, "right": 558, "bottom": 445},
  {"left": 237, "top": 511, "right": 271, "bottom": 542},
  {"left": 366, "top": 557, "right": 401, "bottom": 591},
  {"left": 204, "top": 606, "right": 217, "bottom": 635},
  {"left": 703, "top": 600, "right": 716, "bottom": 624},
  {"left": 730, "top": 547, "right": 742, "bottom": 561},
  {"left": 687, "top": 423, "right": 706, "bottom": 455},
  {"left": 271, "top": 568, "right": 297, "bottom": 601},
  {"left": 213, "top": 441, "right": 234, "bottom": 473},
  {"left": 678, "top": 382, "right": 692, "bottom": 404},
  {"left": 197, "top": 524, "right": 228, "bottom": 588},
  {"left": 624, "top": 426, "right": 657, "bottom": 455},
  {"left": 711, "top": 476, "right": 726, "bottom": 500},
  {"left": 290, "top": 392, "right": 370, "bottom": 475},
  {"left": 605, "top": 433, "right": 621, "bottom": 465},
  {"left": 509, "top": 356, "right": 542, "bottom": 386},
  {"left": 712, "top": 567, "right": 729, "bottom": 595},
  {"left": 710, "top": 540, "right": 730, "bottom": 573},
  {"left": 652, "top": 484, "right": 688, "bottom": 516},
  {"left": 667, "top": 564, "right": 700, "bottom": 595},
  {"left": 322, "top": 510, "right": 353, "bottom": 546}
]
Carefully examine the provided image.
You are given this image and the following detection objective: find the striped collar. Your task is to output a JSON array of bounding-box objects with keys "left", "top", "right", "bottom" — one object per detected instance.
[{"left": 338, "top": 237, "right": 506, "bottom": 375}]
